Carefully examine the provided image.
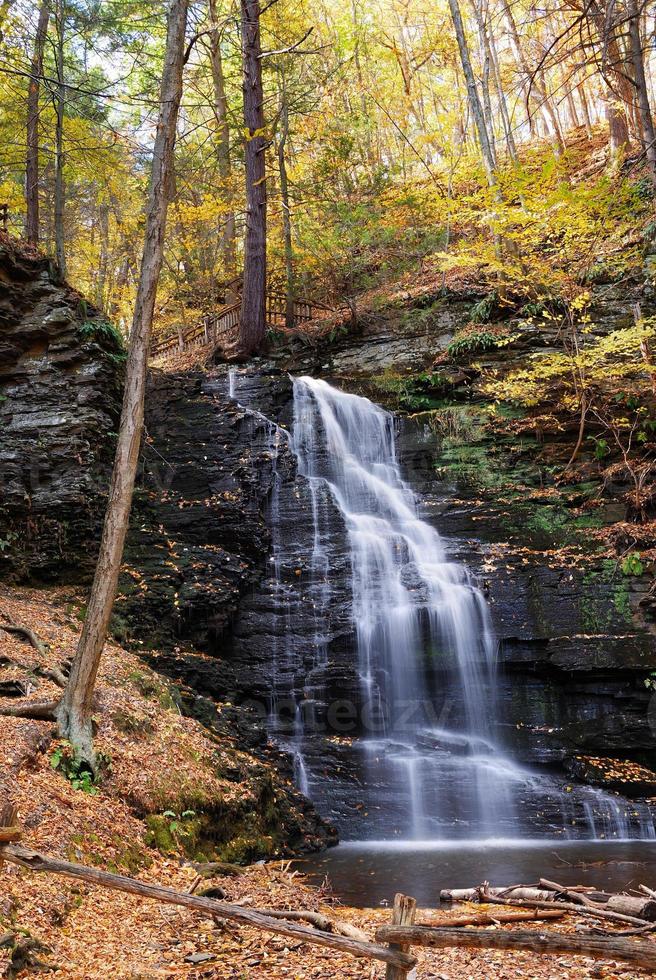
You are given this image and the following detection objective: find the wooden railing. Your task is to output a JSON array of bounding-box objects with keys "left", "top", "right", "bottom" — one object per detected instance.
[{"left": 150, "top": 292, "right": 334, "bottom": 361}]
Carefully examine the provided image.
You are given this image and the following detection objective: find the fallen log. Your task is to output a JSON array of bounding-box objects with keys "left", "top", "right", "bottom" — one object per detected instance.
[
  {"left": 480, "top": 889, "right": 647, "bottom": 926},
  {"left": 422, "top": 910, "right": 566, "bottom": 928},
  {"left": 374, "top": 924, "right": 656, "bottom": 970},
  {"left": 440, "top": 886, "right": 558, "bottom": 903},
  {"left": 249, "top": 908, "right": 370, "bottom": 943},
  {"left": 607, "top": 895, "right": 656, "bottom": 922},
  {"left": 538, "top": 878, "right": 609, "bottom": 906},
  {"left": 0, "top": 845, "right": 414, "bottom": 971},
  {"left": 640, "top": 885, "right": 656, "bottom": 901},
  {"left": 589, "top": 922, "right": 656, "bottom": 938},
  {"left": 440, "top": 882, "right": 647, "bottom": 927}
]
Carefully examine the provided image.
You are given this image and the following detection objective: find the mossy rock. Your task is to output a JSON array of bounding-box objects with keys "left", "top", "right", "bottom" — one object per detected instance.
[{"left": 217, "top": 834, "right": 278, "bottom": 864}]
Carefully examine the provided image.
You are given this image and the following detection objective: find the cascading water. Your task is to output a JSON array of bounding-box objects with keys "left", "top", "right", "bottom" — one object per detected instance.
[
  {"left": 229, "top": 370, "right": 656, "bottom": 841},
  {"left": 291, "top": 376, "right": 518, "bottom": 838}
]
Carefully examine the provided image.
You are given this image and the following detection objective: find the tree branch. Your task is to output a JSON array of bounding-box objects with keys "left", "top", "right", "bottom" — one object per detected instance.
[{"left": 259, "top": 28, "right": 314, "bottom": 59}]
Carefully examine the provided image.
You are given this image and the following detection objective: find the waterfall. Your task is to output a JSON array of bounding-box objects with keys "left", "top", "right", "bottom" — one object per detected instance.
[
  {"left": 291, "top": 375, "right": 517, "bottom": 838},
  {"left": 229, "top": 370, "right": 656, "bottom": 841}
]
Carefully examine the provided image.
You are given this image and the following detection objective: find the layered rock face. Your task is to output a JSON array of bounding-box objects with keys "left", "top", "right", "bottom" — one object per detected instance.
[
  {"left": 0, "top": 238, "right": 122, "bottom": 580},
  {"left": 0, "top": 241, "right": 335, "bottom": 856},
  {"left": 2, "top": 239, "right": 655, "bottom": 836}
]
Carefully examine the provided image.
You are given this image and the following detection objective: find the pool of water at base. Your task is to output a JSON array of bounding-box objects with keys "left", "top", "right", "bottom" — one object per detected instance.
[{"left": 292, "top": 840, "right": 656, "bottom": 907}]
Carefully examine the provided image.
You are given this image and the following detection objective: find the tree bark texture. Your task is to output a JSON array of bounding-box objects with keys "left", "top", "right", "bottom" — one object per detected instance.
[
  {"left": 239, "top": 0, "right": 267, "bottom": 353},
  {"left": 26, "top": 0, "right": 49, "bottom": 245},
  {"left": 55, "top": 0, "right": 189, "bottom": 763}
]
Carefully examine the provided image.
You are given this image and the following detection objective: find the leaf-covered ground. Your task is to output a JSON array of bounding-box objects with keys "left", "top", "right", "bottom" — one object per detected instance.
[{"left": 1, "top": 587, "right": 654, "bottom": 978}]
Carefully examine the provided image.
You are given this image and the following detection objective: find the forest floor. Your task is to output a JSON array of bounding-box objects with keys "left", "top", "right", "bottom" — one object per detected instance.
[{"left": 0, "top": 586, "right": 654, "bottom": 980}]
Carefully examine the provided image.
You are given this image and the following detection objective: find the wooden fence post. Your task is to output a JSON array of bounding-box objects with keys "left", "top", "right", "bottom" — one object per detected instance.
[{"left": 386, "top": 893, "right": 417, "bottom": 980}]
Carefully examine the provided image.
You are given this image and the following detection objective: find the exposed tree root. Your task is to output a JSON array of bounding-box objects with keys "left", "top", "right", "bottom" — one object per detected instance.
[
  {"left": 36, "top": 667, "right": 68, "bottom": 690},
  {"left": 0, "top": 609, "right": 48, "bottom": 657},
  {"left": 0, "top": 700, "right": 58, "bottom": 720}
]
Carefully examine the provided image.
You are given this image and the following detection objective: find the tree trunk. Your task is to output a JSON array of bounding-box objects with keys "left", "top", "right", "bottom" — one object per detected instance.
[
  {"left": 96, "top": 201, "right": 109, "bottom": 310},
  {"left": 25, "top": 0, "right": 49, "bottom": 245},
  {"left": 486, "top": 17, "right": 518, "bottom": 162},
  {"left": 351, "top": 0, "right": 376, "bottom": 169},
  {"left": 588, "top": 0, "right": 632, "bottom": 151},
  {"left": 277, "top": 91, "right": 294, "bottom": 329},
  {"left": 447, "top": 0, "right": 496, "bottom": 184},
  {"left": 627, "top": 0, "right": 656, "bottom": 177},
  {"left": 577, "top": 79, "right": 594, "bottom": 136},
  {"left": 498, "top": 0, "right": 564, "bottom": 154},
  {"left": 606, "top": 95, "right": 631, "bottom": 151},
  {"left": 207, "top": 0, "right": 237, "bottom": 297},
  {"left": 565, "top": 78, "right": 580, "bottom": 129},
  {"left": 55, "top": 0, "right": 189, "bottom": 766},
  {"left": 473, "top": 1, "right": 496, "bottom": 165},
  {"left": 54, "top": 0, "right": 66, "bottom": 275},
  {"left": 238, "top": 0, "right": 267, "bottom": 354}
]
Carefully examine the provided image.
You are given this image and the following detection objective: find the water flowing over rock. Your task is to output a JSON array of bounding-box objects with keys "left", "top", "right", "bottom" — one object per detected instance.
[{"left": 231, "top": 371, "right": 656, "bottom": 842}]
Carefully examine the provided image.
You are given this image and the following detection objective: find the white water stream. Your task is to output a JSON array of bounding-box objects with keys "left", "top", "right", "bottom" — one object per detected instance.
[{"left": 230, "top": 371, "right": 656, "bottom": 841}]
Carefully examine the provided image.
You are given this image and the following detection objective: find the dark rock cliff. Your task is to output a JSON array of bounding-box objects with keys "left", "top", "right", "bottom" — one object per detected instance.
[
  {"left": 0, "top": 240, "right": 335, "bottom": 857},
  {"left": 2, "top": 238, "right": 655, "bottom": 837},
  {"left": 0, "top": 236, "right": 123, "bottom": 581}
]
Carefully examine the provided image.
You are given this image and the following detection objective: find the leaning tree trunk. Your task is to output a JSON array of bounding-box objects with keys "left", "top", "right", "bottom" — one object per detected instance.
[
  {"left": 55, "top": 0, "right": 189, "bottom": 765},
  {"left": 447, "top": 0, "right": 496, "bottom": 185},
  {"left": 25, "top": 0, "right": 49, "bottom": 245},
  {"left": 238, "top": 0, "right": 267, "bottom": 354}
]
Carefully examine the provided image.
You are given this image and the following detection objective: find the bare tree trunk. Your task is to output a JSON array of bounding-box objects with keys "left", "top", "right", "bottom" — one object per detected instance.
[
  {"left": 486, "top": 18, "right": 518, "bottom": 161},
  {"left": 55, "top": 0, "right": 189, "bottom": 766},
  {"left": 277, "top": 89, "right": 294, "bottom": 329},
  {"left": 588, "top": 0, "right": 631, "bottom": 150},
  {"left": 473, "top": 0, "right": 496, "bottom": 165},
  {"left": 95, "top": 201, "right": 109, "bottom": 310},
  {"left": 627, "top": 0, "right": 656, "bottom": 177},
  {"left": 351, "top": 0, "right": 376, "bottom": 169},
  {"left": 26, "top": 0, "right": 49, "bottom": 245},
  {"left": 207, "top": 0, "right": 236, "bottom": 298},
  {"left": 53, "top": 0, "right": 66, "bottom": 275},
  {"left": 577, "top": 79, "right": 594, "bottom": 136},
  {"left": 499, "top": 0, "right": 564, "bottom": 154},
  {"left": 238, "top": 0, "right": 267, "bottom": 353},
  {"left": 564, "top": 77, "right": 581, "bottom": 128},
  {"left": 606, "top": 96, "right": 631, "bottom": 150},
  {"left": 447, "top": 0, "right": 496, "bottom": 184}
]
